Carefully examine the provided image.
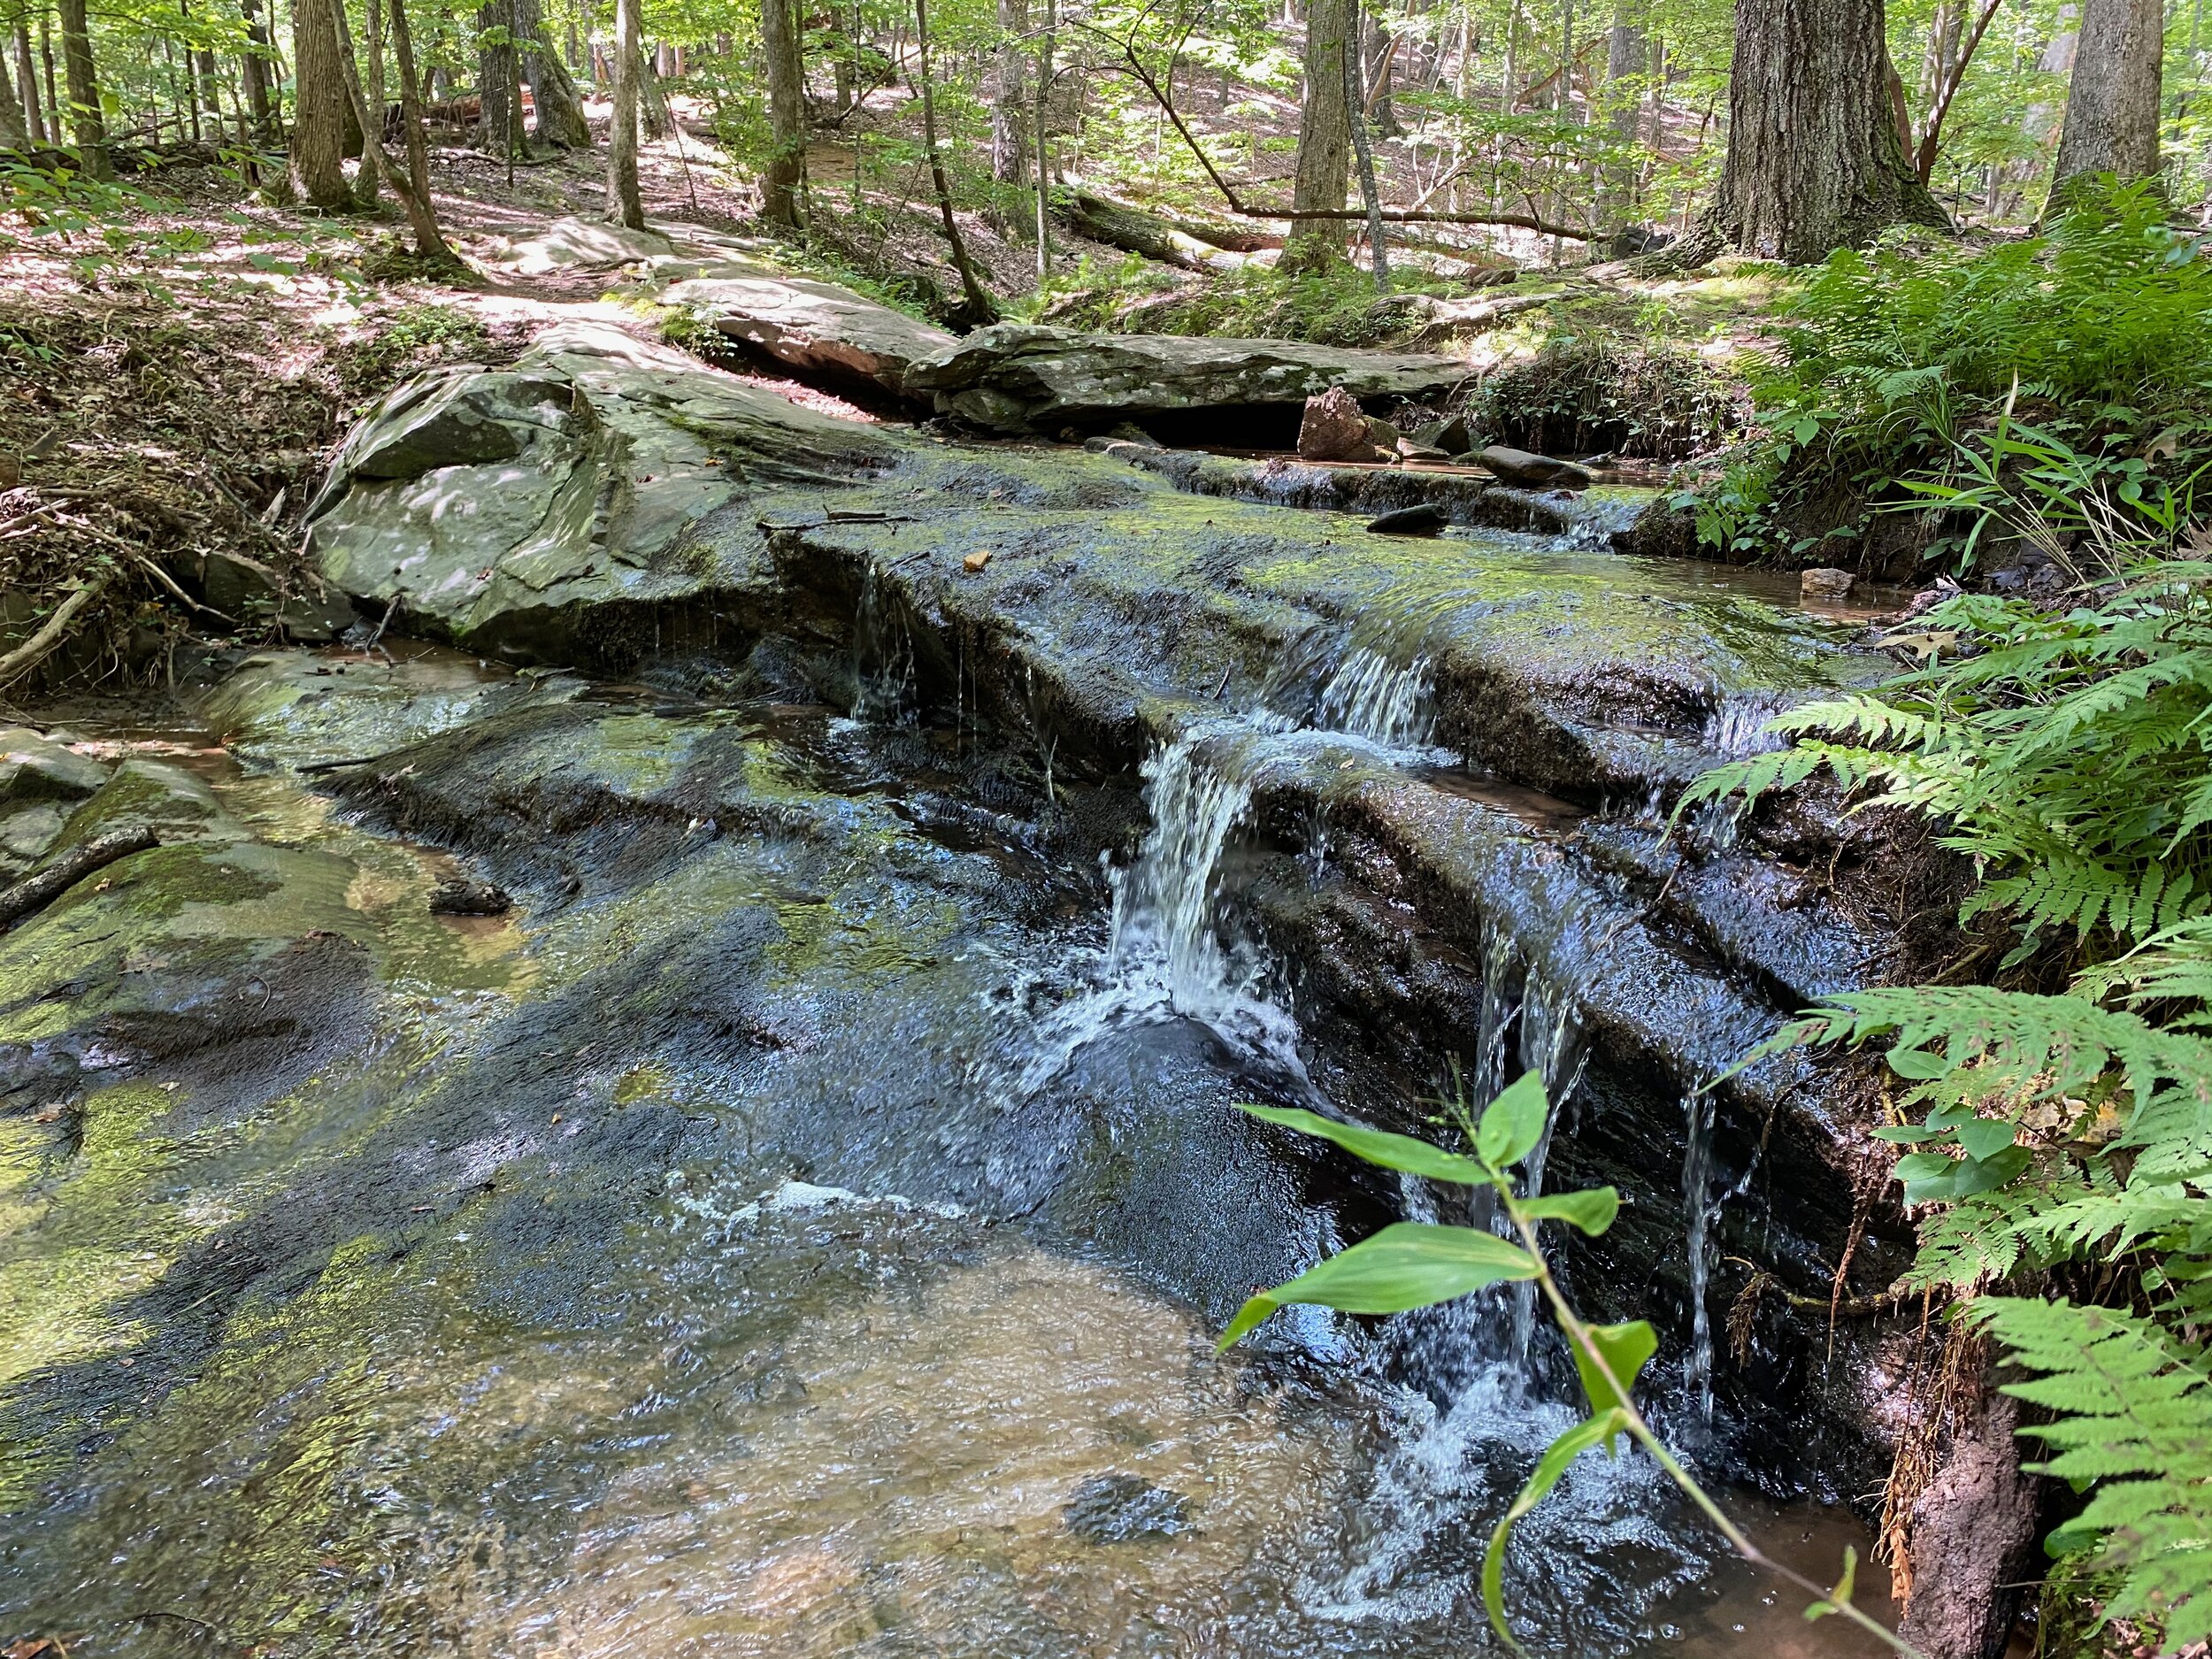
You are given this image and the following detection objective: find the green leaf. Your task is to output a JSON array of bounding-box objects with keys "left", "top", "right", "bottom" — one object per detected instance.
[
  {"left": 1954, "top": 1118, "right": 2020, "bottom": 1161},
  {"left": 1238, "top": 1104, "right": 1487, "bottom": 1185},
  {"left": 1518, "top": 1187, "right": 1622, "bottom": 1236},
  {"left": 1477, "top": 1072, "right": 1551, "bottom": 1170},
  {"left": 1571, "top": 1319, "right": 1659, "bottom": 1415},
  {"left": 1218, "top": 1224, "right": 1536, "bottom": 1349},
  {"left": 1871, "top": 1125, "right": 1946, "bottom": 1142},
  {"left": 1886, "top": 1046, "right": 1952, "bottom": 1079},
  {"left": 1803, "top": 1545, "right": 1858, "bottom": 1622},
  {"left": 1482, "top": 1408, "right": 1632, "bottom": 1652},
  {"left": 1899, "top": 1145, "right": 2032, "bottom": 1204}
]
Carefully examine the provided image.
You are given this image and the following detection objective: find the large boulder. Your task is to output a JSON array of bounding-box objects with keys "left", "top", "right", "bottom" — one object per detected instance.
[
  {"left": 901, "top": 323, "right": 1475, "bottom": 433},
  {"left": 303, "top": 321, "right": 901, "bottom": 654},
  {"left": 482, "top": 214, "right": 677, "bottom": 275},
  {"left": 663, "top": 266, "right": 957, "bottom": 393}
]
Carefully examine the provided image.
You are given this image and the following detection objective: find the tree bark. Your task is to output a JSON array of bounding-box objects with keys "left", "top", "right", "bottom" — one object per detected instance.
[
  {"left": 383, "top": 0, "right": 454, "bottom": 258},
  {"left": 289, "top": 0, "right": 351, "bottom": 204},
  {"left": 637, "top": 43, "right": 672, "bottom": 136},
  {"left": 606, "top": 0, "right": 644, "bottom": 227},
  {"left": 992, "top": 0, "right": 1028, "bottom": 185},
  {"left": 518, "top": 0, "right": 590, "bottom": 147},
  {"left": 1914, "top": 0, "right": 2002, "bottom": 183},
  {"left": 56, "top": 0, "right": 109, "bottom": 176},
  {"left": 327, "top": 0, "right": 457, "bottom": 260},
  {"left": 13, "top": 22, "right": 45, "bottom": 144},
  {"left": 240, "top": 0, "right": 273, "bottom": 140},
  {"left": 2048, "top": 0, "right": 2164, "bottom": 201},
  {"left": 1600, "top": 0, "right": 1647, "bottom": 226},
  {"left": 39, "top": 15, "right": 61, "bottom": 142},
  {"left": 1282, "top": 0, "right": 1355, "bottom": 270},
  {"left": 0, "top": 31, "right": 27, "bottom": 143},
  {"left": 477, "top": 0, "right": 517, "bottom": 154},
  {"left": 357, "top": 0, "right": 384, "bottom": 204},
  {"left": 1683, "top": 0, "right": 1949, "bottom": 263},
  {"left": 1347, "top": 0, "right": 1390, "bottom": 282},
  {"left": 760, "top": 0, "right": 808, "bottom": 225},
  {"left": 913, "top": 0, "right": 998, "bottom": 324}
]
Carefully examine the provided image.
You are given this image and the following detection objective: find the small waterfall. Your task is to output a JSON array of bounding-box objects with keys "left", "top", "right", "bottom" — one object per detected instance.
[
  {"left": 1014, "top": 716, "right": 1311, "bottom": 1097},
  {"left": 1509, "top": 971, "right": 1590, "bottom": 1359},
  {"left": 1315, "top": 648, "right": 1435, "bottom": 749},
  {"left": 850, "top": 565, "right": 916, "bottom": 724},
  {"left": 1681, "top": 1090, "right": 1719, "bottom": 1424}
]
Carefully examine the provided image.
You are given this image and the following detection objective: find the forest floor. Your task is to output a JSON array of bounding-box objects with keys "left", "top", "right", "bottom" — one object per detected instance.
[{"left": 0, "top": 100, "right": 1785, "bottom": 708}]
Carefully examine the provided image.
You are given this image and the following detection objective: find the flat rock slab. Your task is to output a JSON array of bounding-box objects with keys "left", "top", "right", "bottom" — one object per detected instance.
[
  {"left": 664, "top": 267, "right": 957, "bottom": 393},
  {"left": 902, "top": 322, "right": 1476, "bottom": 432},
  {"left": 304, "top": 319, "right": 900, "bottom": 655},
  {"left": 481, "top": 215, "right": 677, "bottom": 274}
]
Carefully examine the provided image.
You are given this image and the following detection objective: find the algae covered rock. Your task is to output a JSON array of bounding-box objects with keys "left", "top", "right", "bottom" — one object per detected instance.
[
  {"left": 902, "top": 322, "right": 1473, "bottom": 433},
  {"left": 304, "top": 321, "right": 902, "bottom": 655}
]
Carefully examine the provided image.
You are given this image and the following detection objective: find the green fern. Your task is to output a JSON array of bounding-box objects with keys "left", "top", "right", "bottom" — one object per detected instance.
[{"left": 1975, "top": 1298, "right": 2212, "bottom": 1649}]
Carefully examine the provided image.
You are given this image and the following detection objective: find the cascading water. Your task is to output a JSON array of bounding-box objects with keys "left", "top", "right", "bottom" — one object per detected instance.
[
  {"left": 1315, "top": 647, "right": 1436, "bottom": 749},
  {"left": 1682, "top": 1089, "right": 1720, "bottom": 1425}
]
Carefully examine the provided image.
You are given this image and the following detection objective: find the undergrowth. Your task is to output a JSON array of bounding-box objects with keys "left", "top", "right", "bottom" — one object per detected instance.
[
  {"left": 1683, "top": 441, "right": 2212, "bottom": 1651},
  {"left": 1471, "top": 332, "right": 1744, "bottom": 460},
  {"left": 1693, "top": 182, "right": 2212, "bottom": 571},
  {"left": 1030, "top": 255, "right": 1455, "bottom": 347}
]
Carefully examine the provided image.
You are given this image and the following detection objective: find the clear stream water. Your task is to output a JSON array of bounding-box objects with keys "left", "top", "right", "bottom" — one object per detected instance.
[{"left": 0, "top": 628, "right": 1893, "bottom": 1657}]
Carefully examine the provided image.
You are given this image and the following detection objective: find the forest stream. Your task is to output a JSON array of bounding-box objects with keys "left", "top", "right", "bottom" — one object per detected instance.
[{"left": 1, "top": 314, "right": 1922, "bottom": 1655}]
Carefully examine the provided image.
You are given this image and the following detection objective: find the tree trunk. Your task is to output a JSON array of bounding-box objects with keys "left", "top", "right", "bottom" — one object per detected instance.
[
  {"left": 606, "top": 0, "right": 644, "bottom": 227},
  {"left": 196, "top": 46, "right": 222, "bottom": 136},
  {"left": 1686, "top": 0, "right": 1949, "bottom": 263},
  {"left": 0, "top": 31, "right": 26, "bottom": 143},
  {"left": 383, "top": 0, "right": 456, "bottom": 259},
  {"left": 992, "top": 0, "right": 1028, "bottom": 185},
  {"left": 1347, "top": 0, "right": 1390, "bottom": 281},
  {"left": 518, "top": 0, "right": 590, "bottom": 147},
  {"left": 638, "top": 44, "right": 672, "bottom": 136},
  {"left": 241, "top": 0, "right": 273, "bottom": 140},
  {"left": 55, "top": 0, "right": 109, "bottom": 175},
  {"left": 289, "top": 0, "right": 351, "bottom": 204},
  {"left": 1282, "top": 0, "right": 1355, "bottom": 270},
  {"left": 1364, "top": 6, "right": 1399, "bottom": 135},
  {"left": 13, "top": 23, "right": 44, "bottom": 144},
  {"left": 327, "top": 0, "right": 458, "bottom": 261},
  {"left": 357, "top": 0, "right": 383, "bottom": 204},
  {"left": 39, "top": 15, "right": 61, "bottom": 142},
  {"left": 2048, "top": 0, "right": 2164, "bottom": 201},
  {"left": 760, "top": 0, "right": 808, "bottom": 224},
  {"left": 1599, "top": 0, "right": 1646, "bottom": 226},
  {"left": 477, "top": 0, "right": 516, "bottom": 153},
  {"left": 913, "top": 0, "right": 998, "bottom": 324}
]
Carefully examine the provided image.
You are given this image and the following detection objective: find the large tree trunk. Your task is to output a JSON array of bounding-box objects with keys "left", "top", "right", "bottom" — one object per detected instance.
[
  {"left": 1688, "top": 0, "right": 1948, "bottom": 262},
  {"left": 55, "top": 0, "right": 108, "bottom": 176},
  {"left": 240, "top": 0, "right": 274, "bottom": 141},
  {"left": 289, "top": 0, "right": 351, "bottom": 204},
  {"left": 518, "top": 0, "right": 590, "bottom": 147},
  {"left": 357, "top": 0, "right": 383, "bottom": 205},
  {"left": 992, "top": 0, "right": 1027, "bottom": 185},
  {"left": 13, "top": 22, "right": 45, "bottom": 144},
  {"left": 1282, "top": 0, "right": 1355, "bottom": 271},
  {"left": 2048, "top": 0, "right": 2164, "bottom": 201},
  {"left": 477, "top": 0, "right": 518, "bottom": 155},
  {"left": 605, "top": 0, "right": 645, "bottom": 227},
  {"left": 1599, "top": 0, "right": 1647, "bottom": 227},
  {"left": 326, "top": 0, "right": 458, "bottom": 262},
  {"left": 760, "top": 0, "right": 807, "bottom": 225}
]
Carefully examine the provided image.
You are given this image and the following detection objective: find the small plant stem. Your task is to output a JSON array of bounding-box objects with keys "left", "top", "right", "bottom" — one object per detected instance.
[{"left": 1498, "top": 1188, "right": 1927, "bottom": 1659}]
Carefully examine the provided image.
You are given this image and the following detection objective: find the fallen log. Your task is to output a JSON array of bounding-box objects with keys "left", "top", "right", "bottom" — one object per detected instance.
[
  {"left": 0, "top": 827, "right": 160, "bottom": 932},
  {"left": 0, "top": 569, "right": 113, "bottom": 692},
  {"left": 1055, "top": 191, "right": 1249, "bottom": 273}
]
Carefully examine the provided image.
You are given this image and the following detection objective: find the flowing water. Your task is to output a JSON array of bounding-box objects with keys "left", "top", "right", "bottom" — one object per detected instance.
[{"left": 0, "top": 637, "right": 1893, "bottom": 1657}]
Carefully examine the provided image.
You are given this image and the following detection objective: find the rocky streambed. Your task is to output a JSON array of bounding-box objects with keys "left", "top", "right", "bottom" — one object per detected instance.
[{"left": 1, "top": 315, "right": 1958, "bottom": 1656}]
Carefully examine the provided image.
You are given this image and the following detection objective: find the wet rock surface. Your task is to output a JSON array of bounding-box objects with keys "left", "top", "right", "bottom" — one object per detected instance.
[{"left": 0, "top": 337, "right": 1935, "bottom": 1656}]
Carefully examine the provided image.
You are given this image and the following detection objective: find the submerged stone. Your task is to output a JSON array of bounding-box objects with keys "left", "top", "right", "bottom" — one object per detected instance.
[{"left": 1063, "top": 1473, "right": 1193, "bottom": 1541}]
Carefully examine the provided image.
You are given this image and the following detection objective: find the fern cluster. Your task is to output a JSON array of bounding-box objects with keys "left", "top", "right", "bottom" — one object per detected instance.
[
  {"left": 1694, "top": 183, "right": 2212, "bottom": 564},
  {"left": 1687, "top": 535, "right": 2212, "bottom": 1645}
]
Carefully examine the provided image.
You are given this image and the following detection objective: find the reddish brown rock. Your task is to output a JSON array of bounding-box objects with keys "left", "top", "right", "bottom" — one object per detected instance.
[{"left": 1298, "top": 387, "right": 1375, "bottom": 462}]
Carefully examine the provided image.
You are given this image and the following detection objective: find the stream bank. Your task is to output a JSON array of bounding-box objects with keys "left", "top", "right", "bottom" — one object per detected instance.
[{"left": 2, "top": 306, "right": 1988, "bottom": 1656}]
